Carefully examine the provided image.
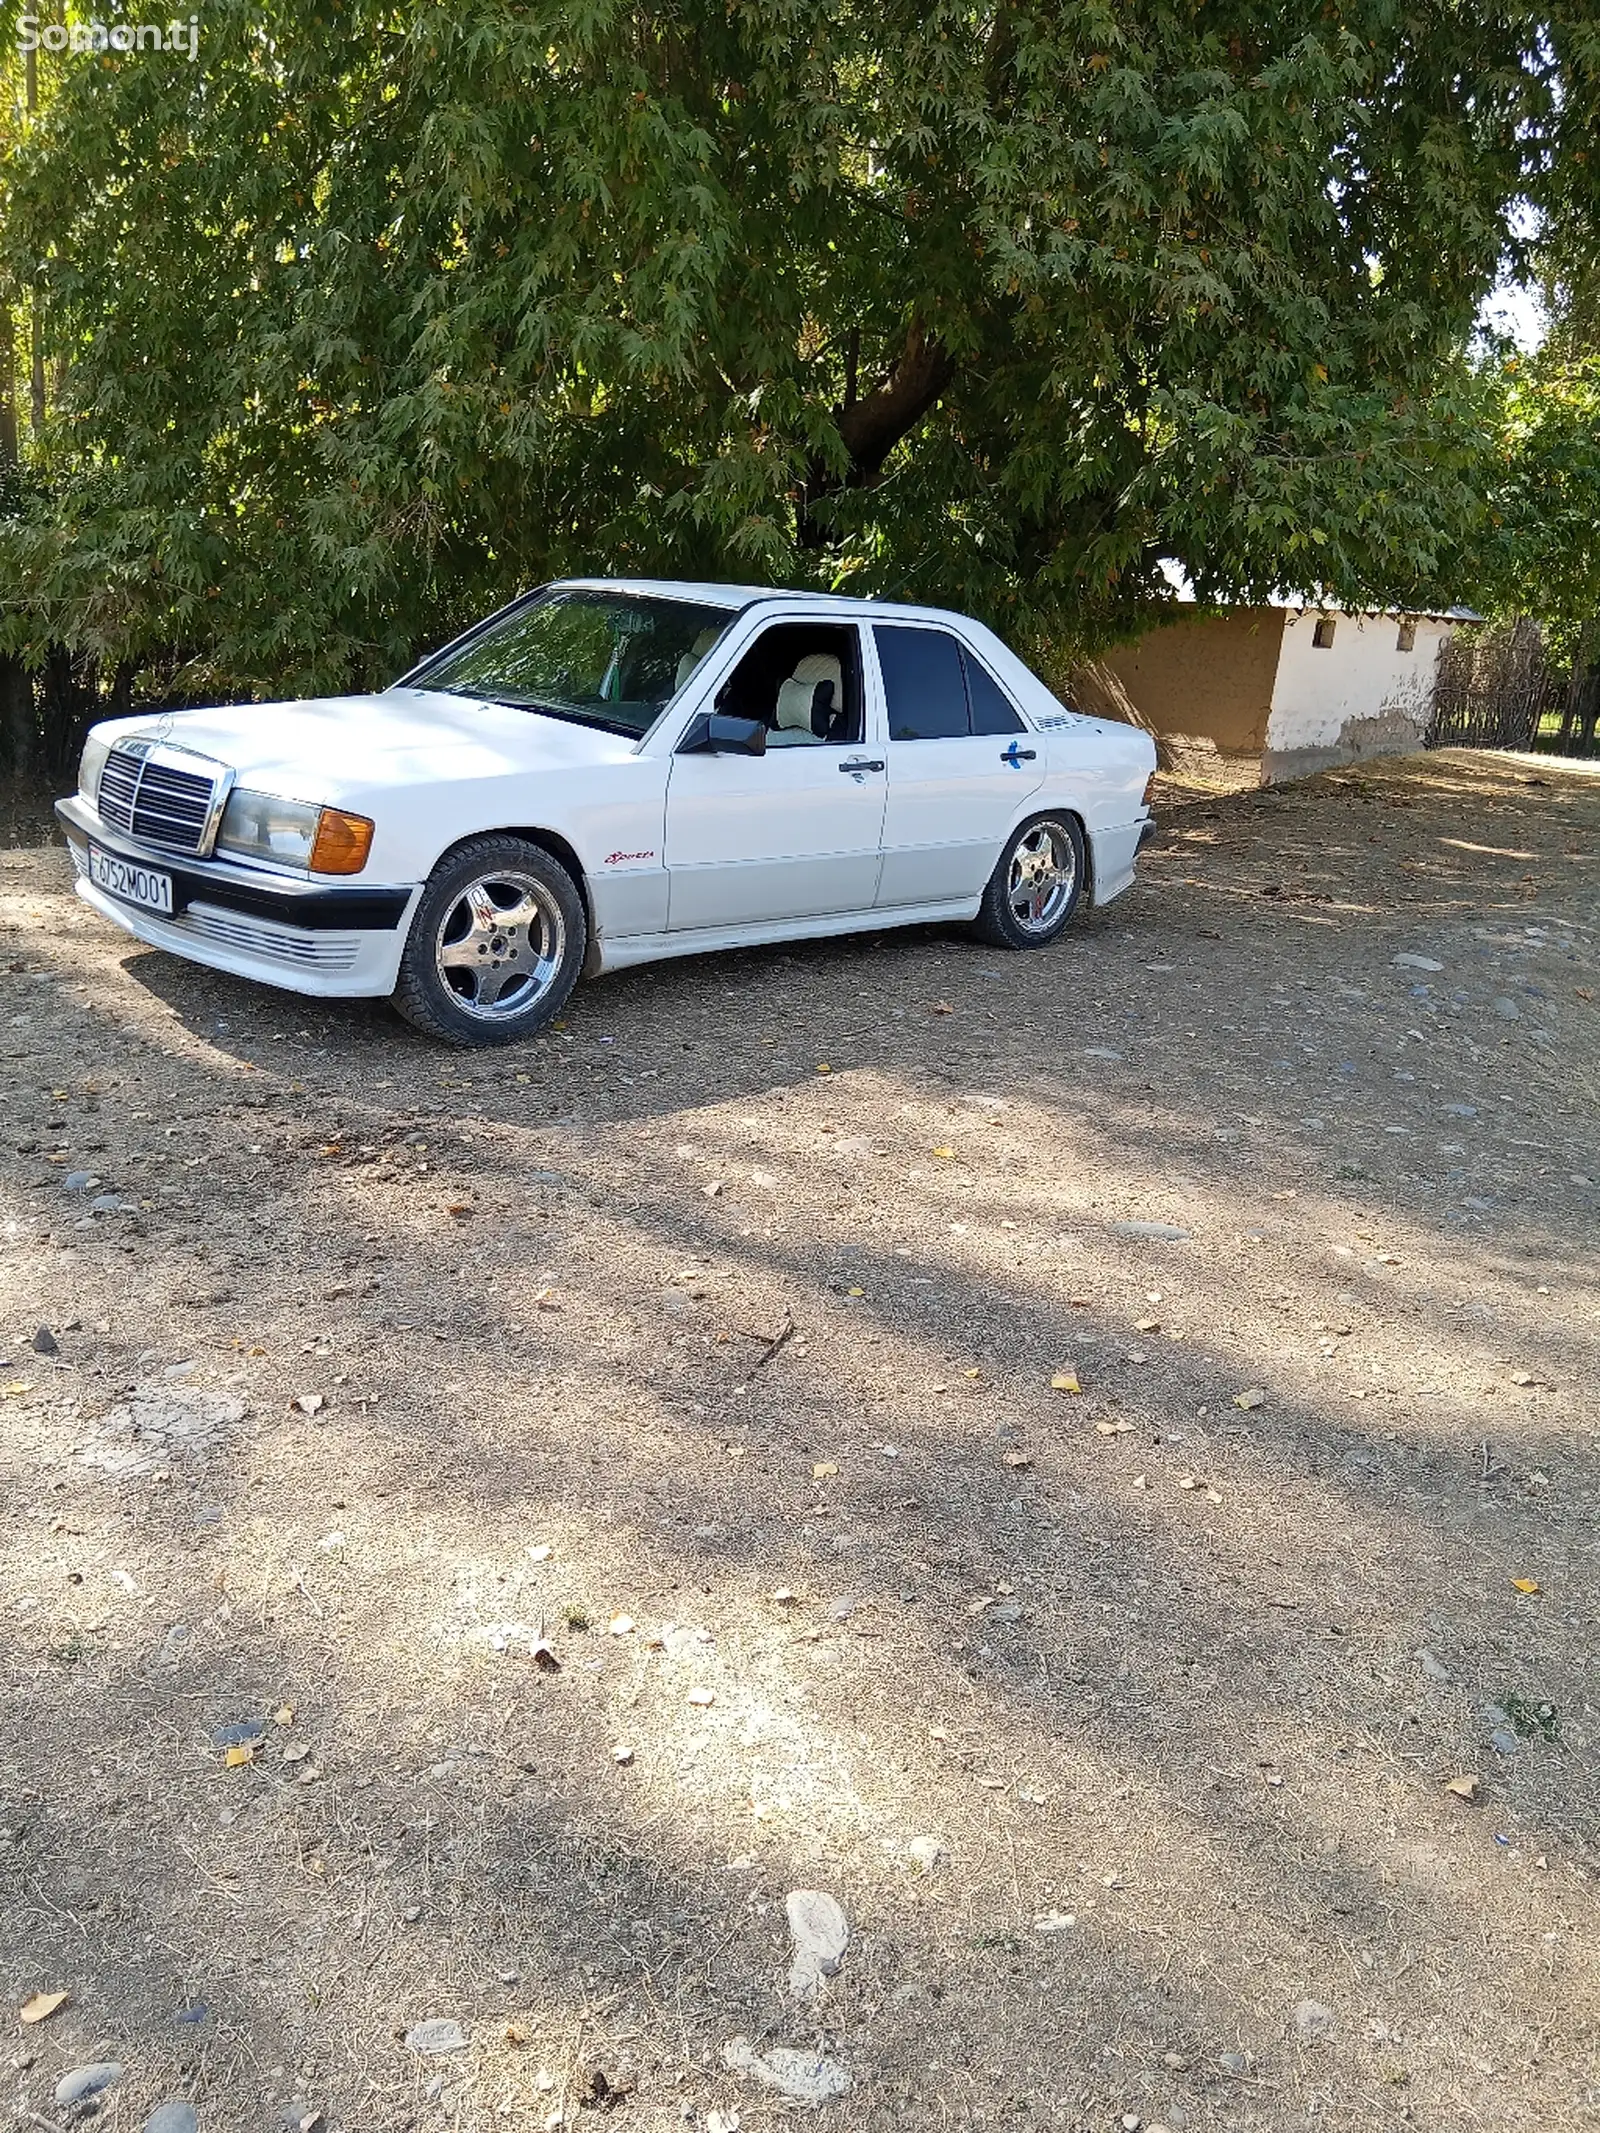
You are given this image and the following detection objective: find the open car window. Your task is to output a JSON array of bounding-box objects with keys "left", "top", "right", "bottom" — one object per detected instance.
[
  {"left": 714, "top": 623, "right": 863, "bottom": 747},
  {"left": 410, "top": 590, "right": 735, "bottom": 738}
]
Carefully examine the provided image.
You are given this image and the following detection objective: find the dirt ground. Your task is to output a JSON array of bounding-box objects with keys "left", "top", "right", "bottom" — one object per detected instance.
[{"left": 0, "top": 746, "right": 1596, "bottom": 2133}]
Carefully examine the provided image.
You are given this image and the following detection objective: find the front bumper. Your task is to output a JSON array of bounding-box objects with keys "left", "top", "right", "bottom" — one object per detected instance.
[{"left": 56, "top": 796, "right": 419, "bottom": 999}]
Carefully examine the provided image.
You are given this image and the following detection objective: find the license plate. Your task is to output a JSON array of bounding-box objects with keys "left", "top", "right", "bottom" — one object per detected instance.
[{"left": 87, "top": 840, "right": 174, "bottom": 915}]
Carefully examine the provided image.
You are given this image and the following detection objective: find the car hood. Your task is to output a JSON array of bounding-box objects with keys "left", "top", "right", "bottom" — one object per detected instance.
[{"left": 94, "top": 688, "right": 639, "bottom": 799}]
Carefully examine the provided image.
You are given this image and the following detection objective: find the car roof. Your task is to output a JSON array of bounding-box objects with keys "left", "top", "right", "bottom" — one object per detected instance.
[{"left": 552, "top": 578, "right": 986, "bottom": 628}]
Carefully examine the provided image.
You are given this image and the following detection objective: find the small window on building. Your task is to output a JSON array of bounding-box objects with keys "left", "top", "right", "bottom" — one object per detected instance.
[
  {"left": 1312, "top": 617, "right": 1337, "bottom": 649},
  {"left": 1396, "top": 620, "right": 1417, "bottom": 652}
]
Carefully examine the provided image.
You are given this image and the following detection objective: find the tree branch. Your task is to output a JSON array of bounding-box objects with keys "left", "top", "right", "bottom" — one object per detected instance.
[{"left": 833, "top": 320, "right": 954, "bottom": 478}]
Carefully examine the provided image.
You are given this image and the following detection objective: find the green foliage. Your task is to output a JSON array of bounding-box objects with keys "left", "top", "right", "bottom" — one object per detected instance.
[
  {"left": 1478, "top": 350, "right": 1600, "bottom": 659},
  {"left": 1, "top": 0, "right": 1597, "bottom": 698}
]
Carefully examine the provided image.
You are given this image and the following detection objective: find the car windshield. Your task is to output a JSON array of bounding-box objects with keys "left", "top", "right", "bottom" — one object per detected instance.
[{"left": 409, "top": 589, "right": 735, "bottom": 738}]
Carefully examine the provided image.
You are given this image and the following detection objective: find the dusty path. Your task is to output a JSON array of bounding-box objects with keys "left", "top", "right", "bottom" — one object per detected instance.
[{"left": 0, "top": 748, "right": 1595, "bottom": 2133}]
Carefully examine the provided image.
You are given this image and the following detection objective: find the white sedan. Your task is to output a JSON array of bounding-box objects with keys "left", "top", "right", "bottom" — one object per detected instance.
[{"left": 57, "top": 580, "right": 1157, "bottom": 1045}]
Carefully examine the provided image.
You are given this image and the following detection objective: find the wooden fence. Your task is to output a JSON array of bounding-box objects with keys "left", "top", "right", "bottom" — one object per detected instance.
[{"left": 1426, "top": 619, "right": 1598, "bottom": 757}]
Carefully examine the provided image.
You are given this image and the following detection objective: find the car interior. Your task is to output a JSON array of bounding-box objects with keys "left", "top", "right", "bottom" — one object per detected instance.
[{"left": 712, "top": 624, "right": 863, "bottom": 747}]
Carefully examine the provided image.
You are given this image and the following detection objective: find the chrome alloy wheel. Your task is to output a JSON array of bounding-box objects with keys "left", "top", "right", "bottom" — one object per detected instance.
[
  {"left": 434, "top": 870, "right": 567, "bottom": 1020},
  {"left": 1006, "top": 820, "right": 1076, "bottom": 936}
]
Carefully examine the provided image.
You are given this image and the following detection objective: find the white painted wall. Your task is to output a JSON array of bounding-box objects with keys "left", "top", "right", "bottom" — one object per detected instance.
[{"left": 1262, "top": 611, "right": 1453, "bottom": 778}]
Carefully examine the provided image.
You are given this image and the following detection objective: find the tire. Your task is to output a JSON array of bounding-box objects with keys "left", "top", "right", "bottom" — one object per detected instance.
[
  {"left": 970, "top": 813, "right": 1086, "bottom": 949},
  {"left": 391, "top": 835, "right": 587, "bottom": 1047}
]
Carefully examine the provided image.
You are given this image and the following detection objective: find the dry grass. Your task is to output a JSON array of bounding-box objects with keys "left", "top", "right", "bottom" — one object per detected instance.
[{"left": 0, "top": 746, "right": 1596, "bottom": 2133}]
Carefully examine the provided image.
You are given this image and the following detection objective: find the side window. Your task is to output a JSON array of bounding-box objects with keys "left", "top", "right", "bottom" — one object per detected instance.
[
  {"left": 962, "top": 648, "right": 1025, "bottom": 735},
  {"left": 714, "top": 623, "right": 862, "bottom": 747},
  {"left": 875, "top": 626, "right": 969, "bottom": 741}
]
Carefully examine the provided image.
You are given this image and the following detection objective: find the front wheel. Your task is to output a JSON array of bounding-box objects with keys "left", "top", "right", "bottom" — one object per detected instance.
[
  {"left": 391, "top": 835, "right": 587, "bottom": 1046},
  {"left": 971, "top": 814, "right": 1086, "bottom": 949}
]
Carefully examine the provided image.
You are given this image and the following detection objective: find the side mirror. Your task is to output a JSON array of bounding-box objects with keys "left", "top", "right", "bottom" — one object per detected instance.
[{"left": 706, "top": 714, "right": 767, "bottom": 756}]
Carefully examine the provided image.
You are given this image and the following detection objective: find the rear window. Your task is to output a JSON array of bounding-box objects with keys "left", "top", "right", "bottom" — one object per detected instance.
[{"left": 874, "top": 627, "right": 970, "bottom": 741}]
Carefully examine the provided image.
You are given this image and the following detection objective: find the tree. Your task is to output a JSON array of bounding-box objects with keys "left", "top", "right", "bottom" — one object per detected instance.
[{"left": 1, "top": 0, "right": 1597, "bottom": 712}]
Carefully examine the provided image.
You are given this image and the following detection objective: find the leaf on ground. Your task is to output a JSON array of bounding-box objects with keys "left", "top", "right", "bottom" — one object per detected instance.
[
  {"left": 930, "top": 1002, "right": 953, "bottom": 1015},
  {"left": 687, "top": 1688, "right": 715, "bottom": 1707},
  {"left": 503, "top": 2021, "right": 532, "bottom": 2046},
  {"left": 224, "top": 1744, "right": 254, "bottom": 1767},
  {"left": 19, "top": 1990, "right": 69, "bottom": 2024},
  {"left": 1511, "top": 1577, "right": 1540, "bottom": 1594},
  {"left": 932, "top": 1146, "right": 956, "bottom": 1159},
  {"left": 1444, "top": 1774, "right": 1481, "bottom": 1801},
  {"left": 702, "top": 1181, "right": 723, "bottom": 1197},
  {"left": 274, "top": 1705, "right": 295, "bottom": 1726},
  {"left": 608, "top": 1614, "right": 635, "bottom": 1635},
  {"left": 1050, "top": 1371, "right": 1082, "bottom": 1394},
  {"left": 1234, "top": 1388, "right": 1266, "bottom": 1410},
  {"left": 815, "top": 1063, "right": 832, "bottom": 1074},
  {"left": 813, "top": 1461, "right": 838, "bottom": 1479},
  {"left": 1003, "top": 1451, "right": 1033, "bottom": 1469},
  {"left": 293, "top": 1393, "right": 325, "bottom": 1416},
  {"left": 1177, "top": 1475, "right": 1199, "bottom": 1490},
  {"left": 1096, "top": 1419, "right": 1133, "bottom": 1436}
]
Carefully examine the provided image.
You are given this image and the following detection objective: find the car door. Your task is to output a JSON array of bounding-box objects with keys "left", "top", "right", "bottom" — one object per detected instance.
[
  {"left": 663, "top": 621, "right": 886, "bottom": 932},
  {"left": 871, "top": 623, "right": 1044, "bottom": 907}
]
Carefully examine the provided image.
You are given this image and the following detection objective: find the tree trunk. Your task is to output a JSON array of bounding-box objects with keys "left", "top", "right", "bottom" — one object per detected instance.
[{"left": 796, "top": 321, "right": 955, "bottom": 548}]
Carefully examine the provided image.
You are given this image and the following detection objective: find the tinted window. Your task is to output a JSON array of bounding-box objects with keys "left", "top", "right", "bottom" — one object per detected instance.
[
  {"left": 875, "top": 626, "right": 968, "bottom": 741},
  {"left": 962, "top": 649, "right": 1025, "bottom": 734}
]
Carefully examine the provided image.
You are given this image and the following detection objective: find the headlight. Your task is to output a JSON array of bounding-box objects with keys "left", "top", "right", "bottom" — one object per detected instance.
[
  {"left": 78, "top": 731, "right": 112, "bottom": 803},
  {"left": 216, "top": 789, "right": 322, "bottom": 870},
  {"left": 215, "top": 790, "right": 375, "bottom": 875}
]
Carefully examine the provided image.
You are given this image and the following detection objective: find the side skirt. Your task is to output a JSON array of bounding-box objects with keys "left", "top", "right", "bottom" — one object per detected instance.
[{"left": 595, "top": 896, "right": 984, "bottom": 973}]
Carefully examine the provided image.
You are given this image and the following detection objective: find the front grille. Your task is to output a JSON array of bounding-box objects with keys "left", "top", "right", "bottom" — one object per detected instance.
[{"left": 97, "top": 743, "right": 219, "bottom": 855}]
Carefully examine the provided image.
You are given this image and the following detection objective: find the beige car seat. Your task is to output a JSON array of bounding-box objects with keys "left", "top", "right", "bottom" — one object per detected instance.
[
  {"left": 772, "top": 653, "right": 845, "bottom": 742},
  {"left": 675, "top": 628, "right": 724, "bottom": 692}
]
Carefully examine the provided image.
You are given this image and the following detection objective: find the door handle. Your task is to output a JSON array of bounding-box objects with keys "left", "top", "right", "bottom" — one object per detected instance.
[
  {"left": 1001, "top": 743, "right": 1038, "bottom": 764},
  {"left": 839, "top": 757, "right": 885, "bottom": 774}
]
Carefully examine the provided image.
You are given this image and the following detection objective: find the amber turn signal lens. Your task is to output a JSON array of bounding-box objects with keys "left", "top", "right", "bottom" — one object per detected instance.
[{"left": 309, "top": 808, "right": 375, "bottom": 875}]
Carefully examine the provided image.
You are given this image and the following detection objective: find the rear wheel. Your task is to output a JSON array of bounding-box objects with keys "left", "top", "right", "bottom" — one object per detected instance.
[
  {"left": 971, "top": 814, "right": 1085, "bottom": 949},
  {"left": 392, "top": 835, "right": 586, "bottom": 1046}
]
